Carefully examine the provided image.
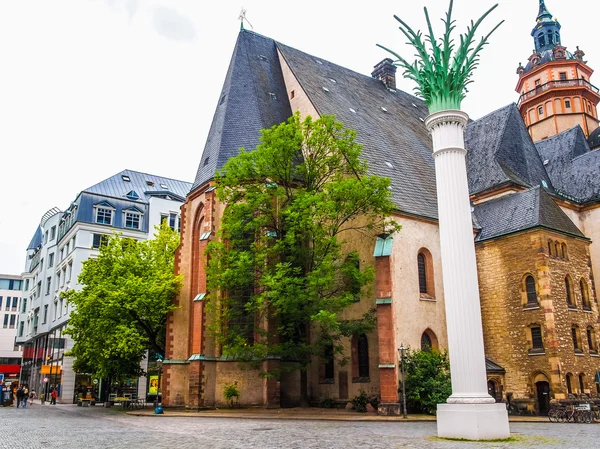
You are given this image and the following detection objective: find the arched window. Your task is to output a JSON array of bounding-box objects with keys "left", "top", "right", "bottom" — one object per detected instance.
[
  {"left": 579, "top": 374, "right": 585, "bottom": 394},
  {"left": 525, "top": 276, "right": 538, "bottom": 306},
  {"left": 417, "top": 249, "right": 435, "bottom": 298},
  {"left": 565, "top": 276, "right": 575, "bottom": 308},
  {"left": 421, "top": 329, "right": 439, "bottom": 351},
  {"left": 554, "top": 242, "right": 560, "bottom": 257},
  {"left": 587, "top": 326, "right": 597, "bottom": 354},
  {"left": 561, "top": 243, "right": 568, "bottom": 259},
  {"left": 580, "top": 279, "right": 591, "bottom": 311},
  {"left": 548, "top": 240, "right": 554, "bottom": 257},
  {"left": 357, "top": 334, "right": 369, "bottom": 379},
  {"left": 421, "top": 332, "right": 432, "bottom": 351},
  {"left": 572, "top": 325, "right": 582, "bottom": 353},
  {"left": 566, "top": 373, "right": 573, "bottom": 395},
  {"left": 417, "top": 253, "right": 427, "bottom": 294}
]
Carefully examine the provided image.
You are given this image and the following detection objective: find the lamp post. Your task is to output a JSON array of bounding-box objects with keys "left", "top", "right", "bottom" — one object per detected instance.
[
  {"left": 154, "top": 359, "right": 163, "bottom": 414},
  {"left": 398, "top": 344, "right": 407, "bottom": 419}
]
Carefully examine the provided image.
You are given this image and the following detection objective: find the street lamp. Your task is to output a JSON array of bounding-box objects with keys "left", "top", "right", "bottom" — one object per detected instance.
[
  {"left": 398, "top": 344, "right": 408, "bottom": 419},
  {"left": 154, "top": 359, "right": 164, "bottom": 415}
]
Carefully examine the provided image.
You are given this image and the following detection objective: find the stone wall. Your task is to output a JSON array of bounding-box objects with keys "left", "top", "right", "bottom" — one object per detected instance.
[{"left": 477, "top": 228, "right": 600, "bottom": 410}]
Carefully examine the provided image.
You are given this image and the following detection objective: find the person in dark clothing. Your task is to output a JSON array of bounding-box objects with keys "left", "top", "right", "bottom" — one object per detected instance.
[{"left": 16, "top": 385, "right": 24, "bottom": 408}]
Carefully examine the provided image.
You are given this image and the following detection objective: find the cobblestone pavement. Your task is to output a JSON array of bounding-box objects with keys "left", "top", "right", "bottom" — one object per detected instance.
[{"left": 0, "top": 404, "right": 597, "bottom": 449}]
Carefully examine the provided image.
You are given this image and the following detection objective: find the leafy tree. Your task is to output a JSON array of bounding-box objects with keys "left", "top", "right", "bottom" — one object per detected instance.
[
  {"left": 63, "top": 223, "right": 182, "bottom": 381},
  {"left": 404, "top": 348, "right": 452, "bottom": 415},
  {"left": 206, "top": 113, "right": 400, "bottom": 398}
]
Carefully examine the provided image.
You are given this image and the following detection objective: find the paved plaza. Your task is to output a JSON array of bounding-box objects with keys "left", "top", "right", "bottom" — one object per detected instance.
[{"left": 0, "top": 404, "right": 598, "bottom": 448}]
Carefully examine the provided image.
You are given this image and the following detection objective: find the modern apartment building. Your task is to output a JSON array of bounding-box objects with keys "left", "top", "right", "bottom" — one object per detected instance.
[
  {"left": 0, "top": 274, "right": 23, "bottom": 388},
  {"left": 16, "top": 169, "right": 191, "bottom": 403}
]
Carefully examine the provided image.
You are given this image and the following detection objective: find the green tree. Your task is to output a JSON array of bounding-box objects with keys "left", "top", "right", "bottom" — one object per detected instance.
[
  {"left": 63, "top": 222, "right": 182, "bottom": 380},
  {"left": 404, "top": 349, "right": 452, "bottom": 415},
  {"left": 206, "top": 113, "right": 400, "bottom": 399}
]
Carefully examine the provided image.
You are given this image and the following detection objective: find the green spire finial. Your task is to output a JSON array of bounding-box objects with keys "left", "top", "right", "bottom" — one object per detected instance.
[
  {"left": 538, "top": 0, "right": 552, "bottom": 20},
  {"left": 377, "top": 0, "right": 504, "bottom": 114}
]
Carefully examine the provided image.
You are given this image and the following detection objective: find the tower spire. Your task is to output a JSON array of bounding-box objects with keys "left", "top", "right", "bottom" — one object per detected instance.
[{"left": 537, "top": 0, "right": 552, "bottom": 21}]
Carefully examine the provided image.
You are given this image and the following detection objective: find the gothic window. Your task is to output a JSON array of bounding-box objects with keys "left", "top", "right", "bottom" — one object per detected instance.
[
  {"left": 580, "top": 279, "right": 591, "bottom": 311},
  {"left": 586, "top": 327, "right": 597, "bottom": 354},
  {"left": 572, "top": 325, "right": 582, "bottom": 353},
  {"left": 421, "top": 332, "right": 432, "bottom": 351},
  {"left": 418, "top": 253, "right": 427, "bottom": 293},
  {"left": 357, "top": 334, "right": 369, "bottom": 379},
  {"left": 561, "top": 243, "right": 568, "bottom": 258},
  {"left": 565, "top": 276, "right": 575, "bottom": 308},
  {"left": 525, "top": 276, "right": 538, "bottom": 306},
  {"left": 579, "top": 374, "right": 585, "bottom": 394},
  {"left": 566, "top": 373, "right": 573, "bottom": 395},
  {"left": 548, "top": 240, "right": 554, "bottom": 256},
  {"left": 417, "top": 249, "right": 435, "bottom": 298}
]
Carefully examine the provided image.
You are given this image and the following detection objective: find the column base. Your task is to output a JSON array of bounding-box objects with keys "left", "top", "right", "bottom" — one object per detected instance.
[
  {"left": 437, "top": 403, "right": 510, "bottom": 440},
  {"left": 377, "top": 402, "right": 402, "bottom": 416}
]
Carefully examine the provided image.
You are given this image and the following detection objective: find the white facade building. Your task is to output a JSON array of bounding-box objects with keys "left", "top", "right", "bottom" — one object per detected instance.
[
  {"left": 0, "top": 274, "right": 23, "bottom": 388},
  {"left": 16, "top": 170, "right": 191, "bottom": 403}
]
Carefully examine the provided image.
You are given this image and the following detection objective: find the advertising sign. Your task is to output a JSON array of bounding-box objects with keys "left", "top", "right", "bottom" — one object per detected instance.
[
  {"left": 149, "top": 375, "right": 159, "bottom": 395},
  {"left": 0, "top": 373, "right": 4, "bottom": 385}
]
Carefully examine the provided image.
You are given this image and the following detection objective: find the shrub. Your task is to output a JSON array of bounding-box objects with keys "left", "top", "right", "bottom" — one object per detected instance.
[
  {"left": 224, "top": 382, "right": 240, "bottom": 406},
  {"left": 403, "top": 349, "right": 451, "bottom": 415},
  {"left": 352, "top": 390, "right": 369, "bottom": 413}
]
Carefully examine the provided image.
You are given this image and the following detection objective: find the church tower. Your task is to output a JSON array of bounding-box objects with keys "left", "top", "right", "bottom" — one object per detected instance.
[{"left": 516, "top": 0, "right": 599, "bottom": 142}]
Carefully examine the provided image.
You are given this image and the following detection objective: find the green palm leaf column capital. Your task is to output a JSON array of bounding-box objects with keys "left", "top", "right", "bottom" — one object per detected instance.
[{"left": 377, "top": 0, "right": 503, "bottom": 114}]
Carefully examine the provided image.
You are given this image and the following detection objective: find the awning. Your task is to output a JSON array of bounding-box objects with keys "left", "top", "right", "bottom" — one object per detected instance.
[
  {"left": 40, "top": 365, "right": 62, "bottom": 375},
  {"left": 485, "top": 358, "right": 506, "bottom": 374},
  {"left": 0, "top": 364, "right": 21, "bottom": 374}
]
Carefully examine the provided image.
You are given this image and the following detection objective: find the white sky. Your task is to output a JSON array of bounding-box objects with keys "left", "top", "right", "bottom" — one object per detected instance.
[{"left": 0, "top": 0, "right": 597, "bottom": 274}]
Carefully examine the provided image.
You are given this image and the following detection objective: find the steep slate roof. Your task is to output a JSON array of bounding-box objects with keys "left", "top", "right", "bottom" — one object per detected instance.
[
  {"left": 84, "top": 169, "right": 192, "bottom": 203},
  {"left": 473, "top": 186, "right": 585, "bottom": 241},
  {"left": 27, "top": 226, "right": 42, "bottom": 250},
  {"left": 191, "top": 31, "right": 292, "bottom": 192},
  {"left": 535, "top": 126, "right": 600, "bottom": 203},
  {"left": 276, "top": 42, "right": 437, "bottom": 219},
  {"left": 465, "top": 104, "right": 554, "bottom": 195}
]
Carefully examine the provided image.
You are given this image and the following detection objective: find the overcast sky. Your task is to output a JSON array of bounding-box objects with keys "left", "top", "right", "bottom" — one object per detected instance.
[{"left": 0, "top": 0, "right": 597, "bottom": 274}]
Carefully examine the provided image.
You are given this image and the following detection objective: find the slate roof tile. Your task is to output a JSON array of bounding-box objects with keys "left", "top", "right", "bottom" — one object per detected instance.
[
  {"left": 473, "top": 186, "right": 585, "bottom": 241},
  {"left": 84, "top": 169, "right": 192, "bottom": 203},
  {"left": 535, "top": 126, "right": 600, "bottom": 203}
]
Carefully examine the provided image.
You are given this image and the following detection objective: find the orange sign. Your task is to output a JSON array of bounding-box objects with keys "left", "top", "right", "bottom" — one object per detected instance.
[{"left": 40, "top": 365, "right": 62, "bottom": 375}]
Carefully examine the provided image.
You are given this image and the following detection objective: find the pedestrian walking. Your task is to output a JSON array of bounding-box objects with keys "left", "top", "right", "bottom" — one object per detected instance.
[
  {"left": 22, "top": 386, "right": 29, "bottom": 408},
  {"left": 29, "top": 389, "right": 37, "bottom": 406},
  {"left": 16, "top": 385, "right": 24, "bottom": 408},
  {"left": 50, "top": 388, "right": 58, "bottom": 405}
]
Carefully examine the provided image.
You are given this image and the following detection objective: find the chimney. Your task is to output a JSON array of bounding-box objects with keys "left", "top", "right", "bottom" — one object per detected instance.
[{"left": 372, "top": 58, "right": 397, "bottom": 90}]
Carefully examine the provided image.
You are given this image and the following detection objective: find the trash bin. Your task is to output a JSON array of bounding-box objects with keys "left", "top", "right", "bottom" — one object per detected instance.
[{"left": 2, "top": 388, "right": 13, "bottom": 407}]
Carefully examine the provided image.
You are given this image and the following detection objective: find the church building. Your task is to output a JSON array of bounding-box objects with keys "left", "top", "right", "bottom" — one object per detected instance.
[{"left": 164, "top": 0, "right": 600, "bottom": 414}]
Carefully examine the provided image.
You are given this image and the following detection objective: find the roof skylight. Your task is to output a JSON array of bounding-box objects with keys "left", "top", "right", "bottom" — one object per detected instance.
[
  {"left": 160, "top": 183, "right": 168, "bottom": 189},
  {"left": 384, "top": 162, "right": 394, "bottom": 169},
  {"left": 322, "top": 87, "right": 330, "bottom": 92},
  {"left": 122, "top": 175, "right": 131, "bottom": 182},
  {"left": 146, "top": 180, "right": 154, "bottom": 187},
  {"left": 381, "top": 107, "right": 388, "bottom": 112},
  {"left": 349, "top": 108, "right": 356, "bottom": 113}
]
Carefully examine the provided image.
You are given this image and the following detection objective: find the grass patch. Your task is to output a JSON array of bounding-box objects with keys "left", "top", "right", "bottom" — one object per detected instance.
[{"left": 427, "top": 434, "right": 560, "bottom": 445}]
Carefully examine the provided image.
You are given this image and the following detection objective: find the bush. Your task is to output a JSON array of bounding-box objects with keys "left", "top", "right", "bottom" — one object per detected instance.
[
  {"left": 352, "top": 390, "right": 369, "bottom": 413},
  {"left": 224, "top": 382, "right": 240, "bottom": 406},
  {"left": 403, "top": 349, "right": 451, "bottom": 415},
  {"left": 319, "top": 397, "right": 336, "bottom": 408}
]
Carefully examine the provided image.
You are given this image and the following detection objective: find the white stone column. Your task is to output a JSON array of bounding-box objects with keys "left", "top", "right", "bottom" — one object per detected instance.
[{"left": 426, "top": 110, "right": 510, "bottom": 440}]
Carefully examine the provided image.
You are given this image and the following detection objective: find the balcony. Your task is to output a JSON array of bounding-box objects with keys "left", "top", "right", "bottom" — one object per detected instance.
[{"left": 518, "top": 78, "right": 600, "bottom": 107}]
